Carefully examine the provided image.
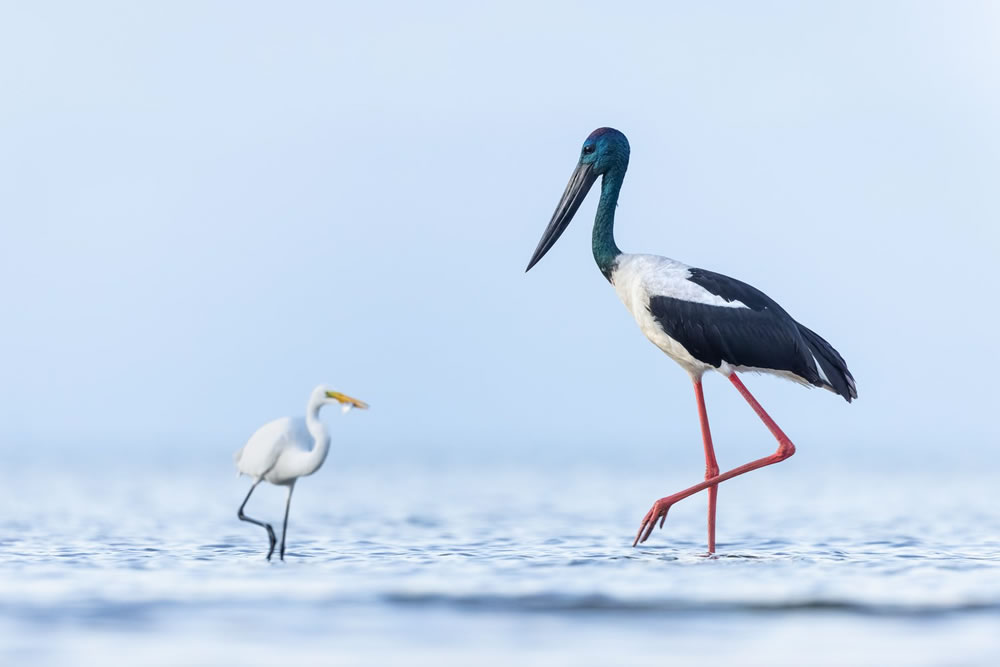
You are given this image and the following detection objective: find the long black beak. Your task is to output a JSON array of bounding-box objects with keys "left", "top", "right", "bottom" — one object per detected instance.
[{"left": 525, "top": 162, "right": 598, "bottom": 272}]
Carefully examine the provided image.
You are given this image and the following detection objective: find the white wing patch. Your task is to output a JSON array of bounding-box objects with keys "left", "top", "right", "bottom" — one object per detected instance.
[{"left": 613, "top": 254, "right": 750, "bottom": 309}]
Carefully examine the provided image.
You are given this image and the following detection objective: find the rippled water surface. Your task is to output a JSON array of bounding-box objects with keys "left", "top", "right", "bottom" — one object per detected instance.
[{"left": 2, "top": 455, "right": 998, "bottom": 666}]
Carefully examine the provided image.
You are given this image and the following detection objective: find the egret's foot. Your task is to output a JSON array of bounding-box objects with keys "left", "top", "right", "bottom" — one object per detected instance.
[
  {"left": 265, "top": 526, "right": 277, "bottom": 561},
  {"left": 633, "top": 497, "right": 674, "bottom": 546}
]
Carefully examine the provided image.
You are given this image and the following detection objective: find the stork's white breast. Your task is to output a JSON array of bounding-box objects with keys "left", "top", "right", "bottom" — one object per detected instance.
[{"left": 610, "top": 254, "right": 750, "bottom": 375}]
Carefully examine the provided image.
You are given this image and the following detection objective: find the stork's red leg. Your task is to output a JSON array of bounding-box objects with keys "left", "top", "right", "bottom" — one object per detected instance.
[
  {"left": 694, "top": 379, "right": 719, "bottom": 554},
  {"left": 634, "top": 374, "right": 796, "bottom": 547}
]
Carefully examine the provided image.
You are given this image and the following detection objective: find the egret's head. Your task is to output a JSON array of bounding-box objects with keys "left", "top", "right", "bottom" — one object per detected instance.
[
  {"left": 526, "top": 127, "right": 630, "bottom": 271},
  {"left": 312, "top": 384, "right": 369, "bottom": 413}
]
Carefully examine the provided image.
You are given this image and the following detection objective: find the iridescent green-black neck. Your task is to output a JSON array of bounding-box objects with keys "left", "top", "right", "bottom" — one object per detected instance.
[
  {"left": 581, "top": 127, "right": 629, "bottom": 281},
  {"left": 593, "top": 166, "right": 624, "bottom": 281}
]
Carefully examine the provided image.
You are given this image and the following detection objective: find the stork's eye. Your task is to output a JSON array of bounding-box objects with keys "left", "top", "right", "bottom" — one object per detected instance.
[{"left": 582, "top": 145, "right": 595, "bottom": 155}]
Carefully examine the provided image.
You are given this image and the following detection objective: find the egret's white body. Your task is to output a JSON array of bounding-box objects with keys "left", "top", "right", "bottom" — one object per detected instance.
[
  {"left": 236, "top": 416, "right": 329, "bottom": 486},
  {"left": 234, "top": 384, "right": 367, "bottom": 560}
]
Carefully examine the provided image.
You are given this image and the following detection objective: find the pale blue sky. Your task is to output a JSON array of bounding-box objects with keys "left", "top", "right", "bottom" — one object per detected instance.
[{"left": 1, "top": 2, "right": 997, "bottom": 468}]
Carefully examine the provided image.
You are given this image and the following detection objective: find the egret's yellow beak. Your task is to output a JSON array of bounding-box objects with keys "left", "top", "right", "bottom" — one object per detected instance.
[{"left": 325, "top": 391, "right": 369, "bottom": 409}]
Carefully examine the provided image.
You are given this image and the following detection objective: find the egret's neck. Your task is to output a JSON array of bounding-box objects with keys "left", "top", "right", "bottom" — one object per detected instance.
[
  {"left": 300, "top": 397, "right": 332, "bottom": 476},
  {"left": 593, "top": 168, "right": 624, "bottom": 281}
]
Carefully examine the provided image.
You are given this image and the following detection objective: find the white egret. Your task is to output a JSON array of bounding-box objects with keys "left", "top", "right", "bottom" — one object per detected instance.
[{"left": 234, "top": 385, "right": 368, "bottom": 561}]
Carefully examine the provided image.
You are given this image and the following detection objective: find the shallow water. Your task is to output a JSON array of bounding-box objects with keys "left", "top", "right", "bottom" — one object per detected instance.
[{"left": 2, "top": 455, "right": 998, "bottom": 666}]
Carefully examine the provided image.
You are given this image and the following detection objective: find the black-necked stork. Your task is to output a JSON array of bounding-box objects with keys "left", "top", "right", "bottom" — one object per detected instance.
[{"left": 526, "top": 127, "right": 856, "bottom": 553}]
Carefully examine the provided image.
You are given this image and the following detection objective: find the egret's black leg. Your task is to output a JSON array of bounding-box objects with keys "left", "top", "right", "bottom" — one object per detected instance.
[
  {"left": 238, "top": 480, "right": 277, "bottom": 560},
  {"left": 279, "top": 482, "right": 295, "bottom": 561}
]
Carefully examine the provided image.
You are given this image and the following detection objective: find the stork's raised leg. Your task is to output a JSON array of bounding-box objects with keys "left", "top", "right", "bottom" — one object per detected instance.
[
  {"left": 693, "top": 378, "right": 719, "bottom": 554},
  {"left": 279, "top": 482, "right": 295, "bottom": 561},
  {"left": 634, "top": 374, "right": 796, "bottom": 546},
  {"left": 238, "top": 480, "right": 278, "bottom": 560}
]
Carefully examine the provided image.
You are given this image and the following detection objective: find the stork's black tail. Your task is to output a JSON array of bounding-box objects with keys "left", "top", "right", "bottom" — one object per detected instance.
[{"left": 797, "top": 324, "right": 857, "bottom": 402}]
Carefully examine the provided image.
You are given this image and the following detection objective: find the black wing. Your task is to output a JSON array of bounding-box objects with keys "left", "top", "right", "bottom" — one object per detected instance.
[{"left": 648, "top": 268, "right": 857, "bottom": 402}]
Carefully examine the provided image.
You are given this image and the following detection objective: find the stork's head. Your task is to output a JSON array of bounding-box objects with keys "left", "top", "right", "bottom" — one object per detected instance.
[
  {"left": 526, "top": 128, "right": 630, "bottom": 272},
  {"left": 578, "top": 127, "right": 630, "bottom": 175}
]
